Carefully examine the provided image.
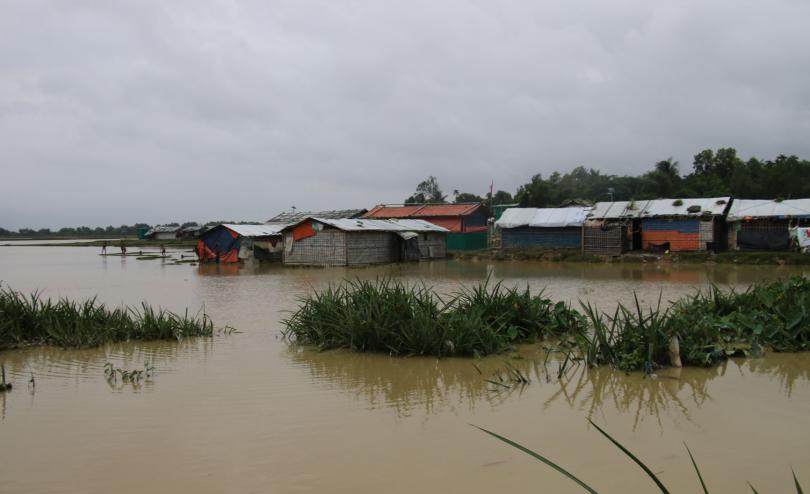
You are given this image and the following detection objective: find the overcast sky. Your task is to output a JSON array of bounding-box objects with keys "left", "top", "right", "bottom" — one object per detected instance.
[{"left": 1, "top": 0, "right": 809, "bottom": 229}]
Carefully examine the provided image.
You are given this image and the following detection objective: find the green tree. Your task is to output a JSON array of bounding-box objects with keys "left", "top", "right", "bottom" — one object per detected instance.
[
  {"left": 454, "top": 192, "right": 483, "bottom": 203},
  {"left": 405, "top": 176, "right": 446, "bottom": 203},
  {"left": 491, "top": 190, "right": 514, "bottom": 204}
]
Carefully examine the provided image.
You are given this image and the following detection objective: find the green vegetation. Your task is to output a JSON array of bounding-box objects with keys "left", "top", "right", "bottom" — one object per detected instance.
[
  {"left": 474, "top": 420, "right": 805, "bottom": 493},
  {"left": 281, "top": 278, "right": 583, "bottom": 357},
  {"left": 284, "top": 276, "right": 810, "bottom": 370},
  {"left": 403, "top": 148, "right": 810, "bottom": 208},
  {"left": 104, "top": 361, "right": 154, "bottom": 386},
  {"left": 0, "top": 285, "right": 217, "bottom": 350},
  {"left": 577, "top": 276, "right": 810, "bottom": 371}
]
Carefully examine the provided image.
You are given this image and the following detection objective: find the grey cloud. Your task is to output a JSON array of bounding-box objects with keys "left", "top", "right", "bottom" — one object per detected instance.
[{"left": 1, "top": 0, "right": 809, "bottom": 229}]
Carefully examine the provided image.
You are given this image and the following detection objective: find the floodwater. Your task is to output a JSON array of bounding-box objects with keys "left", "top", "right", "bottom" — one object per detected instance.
[{"left": 1, "top": 246, "right": 809, "bottom": 493}]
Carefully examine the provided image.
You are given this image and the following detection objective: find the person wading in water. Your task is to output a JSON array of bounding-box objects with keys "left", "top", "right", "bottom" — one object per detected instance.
[
  {"left": 120, "top": 240, "right": 127, "bottom": 255},
  {"left": 101, "top": 241, "right": 108, "bottom": 255}
]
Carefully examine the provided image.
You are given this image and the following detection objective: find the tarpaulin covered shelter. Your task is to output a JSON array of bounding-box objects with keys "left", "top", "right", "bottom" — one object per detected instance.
[
  {"left": 583, "top": 200, "right": 650, "bottom": 256},
  {"left": 639, "top": 197, "right": 731, "bottom": 252},
  {"left": 281, "top": 217, "right": 448, "bottom": 266},
  {"left": 726, "top": 199, "right": 810, "bottom": 250},
  {"left": 496, "top": 207, "right": 590, "bottom": 249},
  {"left": 197, "top": 224, "right": 287, "bottom": 263},
  {"left": 363, "top": 203, "right": 489, "bottom": 251}
]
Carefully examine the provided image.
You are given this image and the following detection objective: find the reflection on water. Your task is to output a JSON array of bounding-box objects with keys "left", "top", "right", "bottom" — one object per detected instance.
[{"left": 1, "top": 247, "right": 809, "bottom": 493}]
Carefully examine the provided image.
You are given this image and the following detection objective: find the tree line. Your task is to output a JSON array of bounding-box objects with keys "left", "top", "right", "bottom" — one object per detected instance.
[{"left": 404, "top": 147, "right": 810, "bottom": 207}]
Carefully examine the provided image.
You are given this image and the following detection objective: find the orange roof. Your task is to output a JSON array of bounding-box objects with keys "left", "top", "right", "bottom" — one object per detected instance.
[
  {"left": 363, "top": 205, "right": 425, "bottom": 218},
  {"left": 363, "top": 203, "right": 483, "bottom": 219}
]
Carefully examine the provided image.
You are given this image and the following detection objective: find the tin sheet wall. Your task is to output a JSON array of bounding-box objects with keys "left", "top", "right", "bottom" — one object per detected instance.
[{"left": 642, "top": 219, "right": 714, "bottom": 251}]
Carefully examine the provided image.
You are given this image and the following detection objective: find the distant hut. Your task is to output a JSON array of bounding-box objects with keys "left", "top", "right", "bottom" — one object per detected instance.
[
  {"left": 197, "top": 224, "right": 286, "bottom": 263},
  {"left": 362, "top": 203, "right": 489, "bottom": 251},
  {"left": 496, "top": 207, "right": 590, "bottom": 249},
  {"left": 144, "top": 225, "right": 181, "bottom": 241},
  {"left": 177, "top": 224, "right": 204, "bottom": 240},
  {"left": 726, "top": 199, "right": 810, "bottom": 250},
  {"left": 640, "top": 197, "right": 731, "bottom": 252},
  {"left": 281, "top": 217, "right": 448, "bottom": 266},
  {"left": 583, "top": 200, "right": 649, "bottom": 256}
]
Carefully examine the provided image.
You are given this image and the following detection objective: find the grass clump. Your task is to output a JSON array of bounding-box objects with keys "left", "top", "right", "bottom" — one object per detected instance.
[
  {"left": 577, "top": 276, "right": 810, "bottom": 371},
  {"left": 281, "top": 278, "right": 583, "bottom": 357},
  {"left": 284, "top": 276, "right": 810, "bottom": 368},
  {"left": 0, "top": 285, "right": 216, "bottom": 350}
]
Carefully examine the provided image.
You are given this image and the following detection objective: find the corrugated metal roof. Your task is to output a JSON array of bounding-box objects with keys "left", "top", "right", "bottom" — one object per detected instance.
[
  {"left": 642, "top": 197, "right": 731, "bottom": 217},
  {"left": 289, "top": 217, "right": 449, "bottom": 233},
  {"left": 727, "top": 199, "right": 810, "bottom": 221},
  {"left": 145, "top": 225, "right": 181, "bottom": 235},
  {"left": 587, "top": 200, "right": 650, "bottom": 220},
  {"left": 267, "top": 209, "right": 367, "bottom": 223},
  {"left": 496, "top": 207, "right": 591, "bottom": 228},
  {"left": 363, "top": 203, "right": 483, "bottom": 218},
  {"left": 221, "top": 223, "right": 287, "bottom": 237}
]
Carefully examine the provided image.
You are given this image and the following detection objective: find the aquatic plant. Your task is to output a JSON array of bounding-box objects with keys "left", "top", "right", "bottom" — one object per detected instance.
[
  {"left": 284, "top": 276, "right": 810, "bottom": 368},
  {"left": 474, "top": 420, "right": 805, "bottom": 493},
  {"left": 0, "top": 285, "right": 217, "bottom": 350},
  {"left": 281, "top": 278, "right": 583, "bottom": 357},
  {"left": 104, "top": 361, "right": 154, "bottom": 386}
]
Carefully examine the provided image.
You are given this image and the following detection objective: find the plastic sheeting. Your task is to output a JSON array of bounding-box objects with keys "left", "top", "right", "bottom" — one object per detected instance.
[
  {"left": 496, "top": 207, "right": 590, "bottom": 229},
  {"left": 727, "top": 199, "right": 810, "bottom": 221},
  {"left": 198, "top": 227, "right": 241, "bottom": 263}
]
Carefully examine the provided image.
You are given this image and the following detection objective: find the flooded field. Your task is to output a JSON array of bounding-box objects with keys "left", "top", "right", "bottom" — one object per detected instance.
[{"left": 1, "top": 246, "right": 809, "bottom": 493}]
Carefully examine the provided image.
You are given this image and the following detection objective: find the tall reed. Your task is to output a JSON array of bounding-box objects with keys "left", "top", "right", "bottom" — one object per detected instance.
[
  {"left": 282, "top": 278, "right": 583, "bottom": 357},
  {"left": 284, "top": 276, "right": 810, "bottom": 367},
  {"left": 0, "top": 285, "right": 215, "bottom": 350}
]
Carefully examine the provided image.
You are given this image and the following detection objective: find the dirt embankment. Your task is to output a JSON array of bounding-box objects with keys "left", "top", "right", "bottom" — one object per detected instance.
[{"left": 449, "top": 248, "right": 810, "bottom": 266}]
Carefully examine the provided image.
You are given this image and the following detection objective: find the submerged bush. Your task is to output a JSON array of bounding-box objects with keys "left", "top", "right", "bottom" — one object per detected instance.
[
  {"left": 577, "top": 276, "right": 810, "bottom": 371},
  {"left": 282, "top": 278, "right": 583, "bottom": 357},
  {"left": 284, "top": 276, "right": 810, "bottom": 368},
  {"left": 0, "top": 285, "right": 215, "bottom": 350}
]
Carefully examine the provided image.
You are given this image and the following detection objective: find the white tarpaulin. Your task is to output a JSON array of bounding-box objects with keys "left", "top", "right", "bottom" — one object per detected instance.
[
  {"left": 495, "top": 208, "right": 537, "bottom": 228},
  {"left": 496, "top": 207, "right": 591, "bottom": 228},
  {"left": 727, "top": 199, "right": 810, "bottom": 221}
]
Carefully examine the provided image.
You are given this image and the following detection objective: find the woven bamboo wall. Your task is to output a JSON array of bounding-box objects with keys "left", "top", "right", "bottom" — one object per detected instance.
[
  {"left": 582, "top": 226, "right": 625, "bottom": 256},
  {"left": 419, "top": 233, "right": 447, "bottom": 259},
  {"left": 282, "top": 230, "right": 347, "bottom": 266},
  {"left": 698, "top": 220, "right": 714, "bottom": 250},
  {"left": 346, "top": 232, "right": 399, "bottom": 265}
]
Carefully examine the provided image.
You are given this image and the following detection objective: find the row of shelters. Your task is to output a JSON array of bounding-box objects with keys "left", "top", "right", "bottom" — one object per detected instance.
[
  {"left": 496, "top": 197, "right": 810, "bottom": 255},
  {"left": 195, "top": 197, "right": 810, "bottom": 265},
  {"left": 197, "top": 214, "right": 448, "bottom": 266}
]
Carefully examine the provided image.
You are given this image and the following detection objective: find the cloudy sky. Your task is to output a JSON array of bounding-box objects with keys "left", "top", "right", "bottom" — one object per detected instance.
[{"left": 1, "top": 0, "right": 809, "bottom": 229}]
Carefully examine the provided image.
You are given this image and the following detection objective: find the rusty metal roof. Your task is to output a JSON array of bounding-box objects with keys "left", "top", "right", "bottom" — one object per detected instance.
[
  {"left": 363, "top": 203, "right": 483, "bottom": 218},
  {"left": 267, "top": 209, "right": 367, "bottom": 223},
  {"left": 284, "top": 217, "right": 449, "bottom": 233}
]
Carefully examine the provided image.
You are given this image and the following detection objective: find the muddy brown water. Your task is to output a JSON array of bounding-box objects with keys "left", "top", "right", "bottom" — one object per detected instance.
[{"left": 1, "top": 246, "right": 809, "bottom": 493}]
